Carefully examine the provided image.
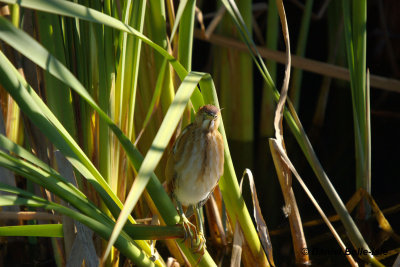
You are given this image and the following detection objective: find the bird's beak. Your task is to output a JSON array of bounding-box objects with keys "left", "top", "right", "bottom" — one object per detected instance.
[{"left": 209, "top": 119, "right": 215, "bottom": 129}]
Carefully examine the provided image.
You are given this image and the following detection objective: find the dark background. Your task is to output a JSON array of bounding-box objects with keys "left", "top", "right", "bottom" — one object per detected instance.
[{"left": 193, "top": 0, "right": 400, "bottom": 266}]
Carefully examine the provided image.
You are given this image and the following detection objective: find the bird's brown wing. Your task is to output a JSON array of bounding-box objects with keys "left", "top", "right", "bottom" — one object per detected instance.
[
  {"left": 215, "top": 131, "right": 225, "bottom": 177},
  {"left": 165, "top": 123, "right": 194, "bottom": 193},
  {"left": 186, "top": 130, "right": 224, "bottom": 216},
  {"left": 165, "top": 150, "right": 175, "bottom": 194}
]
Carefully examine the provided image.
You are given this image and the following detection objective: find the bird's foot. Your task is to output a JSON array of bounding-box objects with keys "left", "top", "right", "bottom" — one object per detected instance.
[
  {"left": 192, "top": 231, "right": 206, "bottom": 255},
  {"left": 180, "top": 215, "right": 206, "bottom": 254},
  {"left": 180, "top": 213, "right": 196, "bottom": 240}
]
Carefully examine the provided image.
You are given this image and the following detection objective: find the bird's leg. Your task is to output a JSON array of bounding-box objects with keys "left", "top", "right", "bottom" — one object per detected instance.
[
  {"left": 195, "top": 204, "right": 204, "bottom": 238},
  {"left": 177, "top": 201, "right": 197, "bottom": 245},
  {"left": 193, "top": 204, "right": 206, "bottom": 254}
]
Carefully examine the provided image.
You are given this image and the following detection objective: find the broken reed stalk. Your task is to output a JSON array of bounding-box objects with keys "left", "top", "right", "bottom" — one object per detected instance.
[
  {"left": 269, "top": 139, "right": 359, "bottom": 267},
  {"left": 269, "top": 145, "right": 309, "bottom": 264},
  {"left": 268, "top": 0, "right": 309, "bottom": 265}
]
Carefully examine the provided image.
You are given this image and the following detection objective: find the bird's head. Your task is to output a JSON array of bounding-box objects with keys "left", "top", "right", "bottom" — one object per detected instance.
[{"left": 195, "top": 104, "right": 221, "bottom": 131}]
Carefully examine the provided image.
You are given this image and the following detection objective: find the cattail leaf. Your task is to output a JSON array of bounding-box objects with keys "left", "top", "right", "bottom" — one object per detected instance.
[{"left": 0, "top": 224, "right": 63, "bottom": 238}]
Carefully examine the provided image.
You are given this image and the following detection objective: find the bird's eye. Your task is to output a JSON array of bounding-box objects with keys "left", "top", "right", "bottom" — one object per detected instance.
[{"left": 205, "top": 112, "right": 215, "bottom": 119}]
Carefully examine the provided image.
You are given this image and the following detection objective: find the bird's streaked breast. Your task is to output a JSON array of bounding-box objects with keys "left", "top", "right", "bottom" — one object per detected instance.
[{"left": 173, "top": 128, "right": 224, "bottom": 206}]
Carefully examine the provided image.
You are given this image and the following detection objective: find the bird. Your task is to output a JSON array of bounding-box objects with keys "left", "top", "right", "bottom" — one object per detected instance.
[{"left": 165, "top": 104, "right": 224, "bottom": 252}]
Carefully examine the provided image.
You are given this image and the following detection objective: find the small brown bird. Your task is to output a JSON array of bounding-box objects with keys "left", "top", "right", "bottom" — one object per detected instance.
[{"left": 166, "top": 104, "right": 224, "bottom": 250}]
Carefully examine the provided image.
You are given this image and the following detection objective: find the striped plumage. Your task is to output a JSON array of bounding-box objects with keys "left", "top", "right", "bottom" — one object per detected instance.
[{"left": 166, "top": 105, "right": 224, "bottom": 207}]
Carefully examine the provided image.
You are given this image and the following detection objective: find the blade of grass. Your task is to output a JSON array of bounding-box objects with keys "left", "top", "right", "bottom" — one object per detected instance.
[
  {"left": 0, "top": 15, "right": 175, "bottom": 224},
  {"left": 36, "top": 11, "right": 76, "bottom": 138},
  {"left": 5, "top": 2, "right": 23, "bottom": 147},
  {"left": 0, "top": 0, "right": 209, "bottom": 264},
  {"left": 0, "top": 0, "right": 188, "bottom": 79},
  {"left": 146, "top": 0, "right": 175, "bottom": 117},
  {"left": 0, "top": 0, "right": 206, "bottom": 112},
  {"left": 135, "top": 59, "right": 168, "bottom": 145},
  {"left": 176, "top": 0, "right": 198, "bottom": 130},
  {"left": 125, "top": 0, "right": 146, "bottom": 141},
  {"left": 342, "top": 0, "right": 370, "bottom": 198},
  {"left": 0, "top": 135, "right": 88, "bottom": 202},
  {"left": 0, "top": 10, "right": 202, "bottom": 264},
  {"left": 91, "top": 7, "right": 112, "bottom": 191},
  {"left": 110, "top": 0, "right": 132, "bottom": 201},
  {"left": 169, "top": 0, "right": 188, "bottom": 41},
  {"left": 0, "top": 50, "right": 160, "bottom": 263},
  {"left": 0, "top": 47, "right": 122, "bottom": 221},
  {"left": 115, "top": 0, "right": 132, "bottom": 127},
  {"left": 177, "top": 0, "right": 195, "bottom": 72},
  {"left": 0, "top": 224, "right": 64, "bottom": 237},
  {"left": 0, "top": 188, "right": 155, "bottom": 267}
]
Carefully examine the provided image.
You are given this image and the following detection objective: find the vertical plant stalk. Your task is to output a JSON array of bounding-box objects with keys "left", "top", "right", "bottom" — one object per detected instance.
[
  {"left": 365, "top": 69, "right": 371, "bottom": 196},
  {"left": 268, "top": 0, "right": 309, "bottom": 264},
  {"left": 135, "top": 0, "right": 175, "bottom": 184},
  {"left": 90, "top": 3, "right": 115, "bottom": 264},
  {"left": 36, "top": 12, "right": 76, "bottom": 138},
  {"left": 342, "top": 0, "right": 367, "bottom": 191},
  {"left": 127, "top": 0, "right": 147, "bottom": 141},
  {"left": 176, "top": 0, "right": 196, "bottom": 130},
  {"left": 110, "top": 0, "right": 131, "bottom": 198},
  {"left": 342, "top": 0, "right": 370, "bottom": 219},
  {"left": 217, "top": 0, "right": 253, "bottom": 142},
  {"left": 177, "top": 0, "right": 195, "bottom": 72},
  {"left": 147, "top": 0, "right": 175, "bottom": 116},
  {"left": 5, "top": 4, "right": 22, "bottom": 146}
]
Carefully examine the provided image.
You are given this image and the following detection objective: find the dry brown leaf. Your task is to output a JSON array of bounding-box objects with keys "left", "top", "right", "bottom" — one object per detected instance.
[
  {"left": 230, "top": 223, "right": 244, "bottom": 267},
  {"left": 239, "top": 169, "right": 275, "bottom": 267}
]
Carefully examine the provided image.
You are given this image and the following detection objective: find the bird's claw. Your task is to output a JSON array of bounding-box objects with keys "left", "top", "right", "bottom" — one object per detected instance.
[
  {"left": 192, "top": 231, "right": 206, "bottom": 254},
  {"left": 180, "top": 215, "right": 206, "bottom": 254},
  {"left": 180, "top": 214, "right": 196, "bottom": 240}
]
